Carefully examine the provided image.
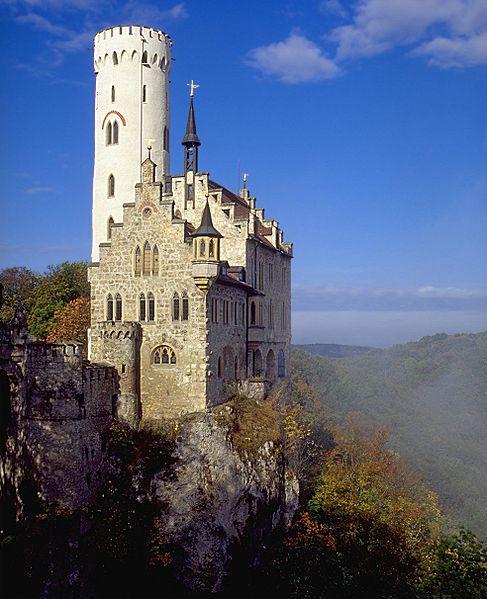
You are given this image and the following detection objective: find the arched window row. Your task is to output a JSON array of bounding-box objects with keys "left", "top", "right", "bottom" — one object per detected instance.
[
  {"left": 106, "top": 120, "right": 119, "bottom": 145},
  {"left": 139, "top": 292, "right": 155, "bottom": 322},
  {"left": 172, "top": 292, "right": 189, "bottom": 321},
  {"left": 134, "top": 243, "right": 159, "bottom": 276},
  {"left": 106, "top": 293, "right": 123, "bottom": 321},
  {"left": 210, "top": 299, "right": 245, "bottom": 326},
  {"left": 152, "top": 345, "right": 176, "bottom": 366}
]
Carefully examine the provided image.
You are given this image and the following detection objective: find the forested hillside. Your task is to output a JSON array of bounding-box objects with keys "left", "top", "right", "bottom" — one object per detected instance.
[
  {"left": 292, "top": 332, "right": 487, "bottom": 539},
  {"left": 293, "top": 343, "right": 375, "bottom": 359}
]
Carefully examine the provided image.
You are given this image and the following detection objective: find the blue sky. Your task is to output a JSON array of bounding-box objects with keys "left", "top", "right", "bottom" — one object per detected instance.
[{"left": 0, "top": 0, "right": 486, "bottom": 345}]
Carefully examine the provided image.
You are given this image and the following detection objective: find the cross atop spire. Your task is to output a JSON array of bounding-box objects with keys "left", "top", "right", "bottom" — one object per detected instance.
[{"left": 187, "top": 80, "right": 200, "bottom": 97}]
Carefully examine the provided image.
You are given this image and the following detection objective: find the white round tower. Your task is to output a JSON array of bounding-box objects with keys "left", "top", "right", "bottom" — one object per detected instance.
[{"left": 92, "top": 25, "right": 172, "bottom": 260}]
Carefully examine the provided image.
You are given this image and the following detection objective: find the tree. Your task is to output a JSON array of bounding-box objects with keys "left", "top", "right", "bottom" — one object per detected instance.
[
  {"left": 262, "top": 417, "right": 441, "bottom": 598},
  {"left": 47, "top": 297, "right": 91, "bottom": 353},
  {"left": 29, "top": 261, "right": 89, "bottom": 338},
  {"left": 0, "top": 267, "right": 39, "bottom": 323}
]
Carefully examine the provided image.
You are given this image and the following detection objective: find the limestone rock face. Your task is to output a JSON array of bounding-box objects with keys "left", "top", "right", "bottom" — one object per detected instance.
[{"left": 146, "top": 411, "right": 299, "bottom": 593}]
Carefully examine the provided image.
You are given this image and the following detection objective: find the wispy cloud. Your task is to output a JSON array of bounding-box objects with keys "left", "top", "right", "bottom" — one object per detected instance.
[
  {"left": 24, "top": 186, "right": 57, "bottom": 194},
  {"left": 0, "top": 243, "right": 73, "bottom": 254},
  {"left": 293, "top": 284, "right": 487, "bottom": 312},
  {"left": 245, "top": 33, "right": 341, "bottom": 83},
  {"left": 246, "top": 0, "right": 487, "bottom": 83}
]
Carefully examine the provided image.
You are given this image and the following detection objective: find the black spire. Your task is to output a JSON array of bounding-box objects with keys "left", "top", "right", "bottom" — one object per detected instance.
[
  {"left": 182, "top": 96, "right": 200, "bottom": 174},
  {"left": 192, "top": 198, "right": 223, "bottom": 238}
]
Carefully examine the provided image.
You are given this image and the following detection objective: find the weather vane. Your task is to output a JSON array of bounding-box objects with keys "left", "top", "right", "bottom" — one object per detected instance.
[
  {"left": 187, "top": 80, "right": 200, "bottom": 97},
  {"left": 243, "top": 172, "right": 249, "bottom": 189}
]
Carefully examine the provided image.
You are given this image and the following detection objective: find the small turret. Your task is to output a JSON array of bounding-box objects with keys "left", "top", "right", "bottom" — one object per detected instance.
[{"left": 191, "top": 198, "right": 222, "bottom": 291}]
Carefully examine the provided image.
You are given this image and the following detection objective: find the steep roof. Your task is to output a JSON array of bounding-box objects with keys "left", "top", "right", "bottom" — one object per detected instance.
[
  {"left": 192, "top": 199, "right": 223, "bottom": 238},
  {"left": 182, "top": 96, "right": 201, "bottom": 146}
]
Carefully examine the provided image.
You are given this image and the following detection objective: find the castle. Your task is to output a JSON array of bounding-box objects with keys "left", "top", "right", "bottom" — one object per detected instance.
[
  {"left": 88, "top": 25, "right": 293, "bottom": 424},
  {"left": 1, "top": 24, "right": 292, "bottom": 510}
]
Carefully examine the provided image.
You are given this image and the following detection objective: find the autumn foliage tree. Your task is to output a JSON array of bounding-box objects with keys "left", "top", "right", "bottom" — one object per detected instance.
[
  {"left": 260, "top": 417, "right": 441, "bottom": 598},
  {"left": 47, "top": 297, "right": 91, "bottom": 354}
]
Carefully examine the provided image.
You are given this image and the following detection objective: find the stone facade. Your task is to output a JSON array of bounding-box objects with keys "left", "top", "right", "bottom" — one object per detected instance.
[{"left": 89, "top": 155, "right": 293, "bottom": 422}]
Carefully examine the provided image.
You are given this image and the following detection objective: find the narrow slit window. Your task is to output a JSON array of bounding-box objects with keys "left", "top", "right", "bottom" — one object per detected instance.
[
  {"left": 107, "top": 217, "right": 114, "bottom": 240},
  {"left": 108, "top": 174, "right": 115, "bottom": 197},
  {"left": 182, "top": 293, "right": 189, "bottom": 321},
  {"left": 152, "top": 245, "right": 159, "bottom": 275},
  {"left": 107, "top": 294, "right": 113, "bottom": 320},
  {"left": 142, "top": 85, "right": 147, "bottom": 102},
  {"left": 111, "top": 85, "right": 115, "bottom": 102},
  {"left": 148, "top": 292, "right": 155, "bottom": 321},
  {"left": 199, "top": 239, "right": 206, "bottom": 257},
  {"left": 106, "top": 121, "right": 112, "bottom": 145},
  {"left": 142, "top": 50, "right": 148, "bottom": 64},
  {"left": 173, "top": 293, "right": 180, "bottom": 320},
  {"left": 112, "top": 51, "right": 118, "bottom": 65},
  {"left": 209, "top": 239, "right": 214, "bottom": 258},
  {"left": 143, "top": 242, "right": 151, "bottom": 275},
  {"left": 115, "top": 293, "right": 122, "bottom": 321},
  {"left": 113, "top": 121, "right": 119, "bottom": 144},
  {"left": 135, "top": 246, "right": 141, "bottom": 276},
  {"left": 139, "top": 293, "right": 146, "bottom": 321}
]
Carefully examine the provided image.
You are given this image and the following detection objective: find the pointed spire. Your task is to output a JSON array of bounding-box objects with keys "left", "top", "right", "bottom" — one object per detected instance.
[
  {"left": 182, "top": 96, "right": 201, "bottom": 147},
  {"left": 192, "top": 198, "right": 223, "bottom": 238}
]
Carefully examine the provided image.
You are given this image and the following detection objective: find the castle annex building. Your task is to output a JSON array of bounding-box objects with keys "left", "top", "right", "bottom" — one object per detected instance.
[{"left": 89, "top": 25, "right": 293, "bottom": 422}]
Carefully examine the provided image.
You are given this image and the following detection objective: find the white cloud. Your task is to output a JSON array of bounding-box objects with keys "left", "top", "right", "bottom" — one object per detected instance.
[
  {"left": 320, "top": 0, "right": 347, "bottom": 19},
  {"left": 245, "top": 33, "right": 341, "bottom": 83},
  {"left": 329, "top": 0, "right": 487, "bottom": 67}
]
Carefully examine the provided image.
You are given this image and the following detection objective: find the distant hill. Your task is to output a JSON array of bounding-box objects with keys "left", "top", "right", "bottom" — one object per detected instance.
[
  {"left": 292, "top": 332, "right": 487, "bottom": 539},
  {"left": 293, "top": 343, "right": 375, "bottom": 359}
]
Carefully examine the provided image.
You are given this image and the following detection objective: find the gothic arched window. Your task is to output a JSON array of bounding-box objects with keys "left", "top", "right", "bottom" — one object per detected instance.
[
  {"left": 112, "top": 51, "right": 118, "bottom": 65},
  {"left": 107, "top": 294, "right": 113, "bottom": 320},
  {"left": 143, "top": 242, "right": 151, "bottom": 275},
  {"left": 108, "top": 174, "right": 115, "bottom": 197},
  {"left": 182, "top": 292, "right": 189, "bottom": 321},
  {"left": 152, "top": 245, "right": 159, "bottom": 275},
  {"left": 209, "top": 239, "right": 214, "bottom": 258},
  {"left": 106, "top": 121, "right": 112, "bottom": 145},
  {"left": 107, "top": 216, "right": 114, "bottom": 240},
  {"left": 152, "top": 345, "right": 176, "bottom": 365},
  {"left": 135, "top": 246, "right": 141, "bottom": 276},
  {"left": 113, "top": 120, "right": 119, "bottom": 144},
  {"left": 148, "top": 292, "right": 155, "bottom": 321},
  {"left": 142, "top": 50, "right": 148, "bottom": 64},
  {"left": 115, "top": 293, "right": 122, "bottom": 321},
  {"left": 139, "top": 293, "right": 146, "bottom": 321},
  {"left": 199, "top": 239, "right": 206, "bottom": 257},
  {"left": 172, "top": 293, "right": 180, "bottom": 321}
]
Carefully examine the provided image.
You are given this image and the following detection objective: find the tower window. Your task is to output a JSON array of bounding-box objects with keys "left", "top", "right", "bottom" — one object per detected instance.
[
  {"left": 111, "top": 86, "right": 115, "bottom": 102},
  {"left": 209, "top": 239, "right": 214, "bottom": 258},
  {"left": 115, "top": 293, "right": 122, "bottom": 321},
  {"left": 143, "top": 242, "right": 151, "bottom": 275},
  {"left": 107, "top": 216, "right": 114, "bottom": 240},
  {"left": 108, "top": 174, "right": 115, "bottom": 197},
  {"left": 182, "top": 292, "right": 189, "bottom": 321},
  {"left": 173, "top": 293, "right": 180, "bottom": 320},
  {"left": 142, "top": 85, "right": 147, "bottom": 103},
  {"left": 148, "top": 292, "right": 155, "bottom": 321},
  {"left": 112, "top": 51, "right": 118, "bottom": 65},
  {"left": 152, "top": 245, "right": 159, "bottom": 275},
  {"left": 135, "top": 246, "right": 141, "bottom": 276},
  {"left": 139, "top": 293, "right": 146, "bottom": 321},
  {"left": 152, "top": 345, "right": 176, "bottom": 366},
  {"left": 106, "top": 121, "right": 112, "bottom": 145},
  {"left": 113, "top": 121, "right": 119, "bottom": 144},
  {"left": 142, "top": 50, "right": 148, "bottom": 64},
  {"left": 107, "top": 294, "right": 113, "bottom": 320},
  {"left": 250, "top": 301, "right": 256, "bottom": 325},
  {"left": 199, "top": 239, "right": 206, "bottom": 257}
]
